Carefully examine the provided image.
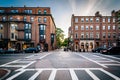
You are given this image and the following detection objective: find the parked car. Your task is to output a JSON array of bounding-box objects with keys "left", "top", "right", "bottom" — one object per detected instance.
[
  {"left": 24, "top": 47, "right": 39, "bottom": 53},
  {"left": 101, "top": 46, "right": 120, "bottom": 54},
  {"left": 92, "top": 47, "right": 107, "bottom": 53},
  {"left": 64, "top": 47, "right": 68, "bottom": 51},
  {"left": 5, "top": 48, "right": 18, "bottom": 53},
  {"left": 0, "top": 48, "right": 5, "bottom": 54}
]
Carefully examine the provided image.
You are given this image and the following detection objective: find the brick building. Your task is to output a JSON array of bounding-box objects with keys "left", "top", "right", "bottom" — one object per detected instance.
[
  {"left": 69, "top": 10, "right": 120, "bottom": 51},
  {"left": 0, "top": 6, "right": 56, "bottom": 51}
]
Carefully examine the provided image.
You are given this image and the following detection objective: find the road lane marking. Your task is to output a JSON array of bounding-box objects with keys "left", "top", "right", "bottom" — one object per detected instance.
[
  {"left": 0, "top": 59, "right": 19, "bottom": 67},
  {"left": 48, "top": 69, "right": 57, "bottom": 80},
  {"left": 70, "top": 69, "right": 79, "bottom": 80},
  {"left": 104, "top": 64, "right": 120, "bottom": 66},
  {"left": 93, "top": 55, "right": 120, "bottom": 63},
  {"left": 75, "top": 53, "right": 108, "bottom": 68},
  {"left": 96, "top": 54, "right": 120, "bottom": 60},
  {"left": 100, "top": 69, "right": 120, "bottom": 80},
  {"left": 85, "top": 69, "right": 100, "bottom": 80},
  {"left": 6, "top": 70, "right": 26, "bottom": 80},
  {"left": 15, "top": 61, "right": 36, "bottom": 71},
  {"left": 28, "top": 70, "right": 43, "bottom": 80},
  {"left": 2, "top": 65, "right": 26, "bottom": 67},
  {"left": 39, "top": 53, "right": 52, "bottom": 59}
]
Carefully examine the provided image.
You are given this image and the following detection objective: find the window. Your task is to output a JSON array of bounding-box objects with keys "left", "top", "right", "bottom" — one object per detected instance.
[
  {"left": 90, "top": 18, "right": 93, "bottom": 22},
  {"left": 9, "top": 16, "right": 13, "bottom": 21},
  {"left": 75, "top": 33, "right": 78, "bottom": 39},
  {"left": 24, "top": 10, "right": 32, "bottom": 14},
  {"left": 29, "top": 10, "right": 32, "bottom": 14},
  {"left": 44, "top": 10, "right": 47, "bottom": 14},
  {"left": 75, "top": 17, "right": 78, "bottom": 23},
  {"left": 103, "top": 33, "right": 106, "bottom": 38},
  {"left": 103, "top": 26, "right": 105, "bottom": 30},
  {"left": 40, "top": 25, "right": 46, "bottom": 30},
  {"left": 2, "top": 16, "right": 6, "bottom": 21},
  {"left": 0, "top": 33, "right": 2, "bottom": 39},
  {"left": 11, "top": 33, "right": 14, "bottom": 39},
  {"left": 75, "top": 25, "right": 78, "bottom": 30},
  {"left": 38, "top": 17, "right": 41, "bottom": 23},
  {"left": 108, "top": 26, "right": 110, "bottom": 30},
  {"left": 86, "top": 18, "right": 89, "bottom": 22},
  {"left": 113, "top": 18, "right": 115, "bottom": 22},
  {"left": 113, "top": 25, "right": 115, "bottom": 30},
  {"left": 86, "top": 32, "right": 89, "bottom": 38},
  {"left": 113, "top": 33, "right": 116, "bottom": 38},
  {"left": 23, "top": 16, "right": 27, "bottom": 21},
  {"left": 108, "top": 18, "right": 110, "bottom": 22},
  {"left": 38, "top": 10, "right": 41, "bottom": 14},
  {"left": 25, "top": 24, "right": 31, "bottom": 29},
  {"left": 0, "top": 24, "right": 3, "bottom": 30},
  {"left": 0, "top": 10, "right": 4, "bottom": 13},
  {"left": 30, "top": 17, "right": 34, "bottom": 22},
  {"left": 90, "top": 32, "right": 93, "bottom": 38},
  {"left": 103, "top": 18, "right": 105, "bottom": 22},
  {"left": 96, "top": 26, "right": 99, "bottom": 30},
  {"left": 81, "top": 33, "right": 84, "bottom": 38},
  {"left": 108, "top": 33, "right": 111, "bottom": 38},
  {"left": 25, "top": 33, "right": 31, "bottom": 39},
  {"left": 40, "top": 35, "right": 45, "bottom": 41},
  {"left": 86, "top": 26, "right": 89, "bottom": 30},
  {"left": 96, "top": 17, "right": 99, "bottom": 22},
  {"left": 90, "top": 25, "right": 93, "bottom": 30},
  {"left": 81, "top": 25, "right": 84, "bottom": 30},
  {"left": 119, "top": 25, "right": 120, "bottom": 30},
  {"left": 96, "top": 32, "right": 99, "bottom": 38},
  {"left": 81, "top": 18, "right": 84, "bottom": 22},
  {"left": 39, "top": 25, "right": 46, "bottom": 41},
  {"left": 11, "top": 10, "right": 18, "bottom": 13},
  {"left": 44, "top": 17, "right": 47, "bottom": 23}
]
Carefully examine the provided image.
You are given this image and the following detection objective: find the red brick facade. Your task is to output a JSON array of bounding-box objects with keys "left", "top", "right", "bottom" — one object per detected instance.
[
  {"left": 69, "top": 11, "right": 120, "bottom": 51},
  {"left": 0, "top": 6, "right": 56, "bottom": 51}
]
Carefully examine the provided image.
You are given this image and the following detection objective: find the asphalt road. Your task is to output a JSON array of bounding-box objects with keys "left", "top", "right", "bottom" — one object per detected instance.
[{"left": 0, "top": 49, "right": 120, "bottom": 80}]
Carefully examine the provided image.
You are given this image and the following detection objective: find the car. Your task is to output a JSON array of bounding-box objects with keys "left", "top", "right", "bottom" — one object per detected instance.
[
  {"left": 92, "top": 47, "right": 107, "bottom": 53},
  {"left": 101, "top": 46, "right": 120, "bottom": 54},
  {"left": 0, "top": 48, "right": 5, "bottom": 54},
  {"left": 64, "top": 47, "right": 68, "bottom": 51},
  {"left": 24, "top": 47, "right": 39, "bottom": 53},
  {"left": 5, "top": 48, "right": 17, "bottom": 53}
]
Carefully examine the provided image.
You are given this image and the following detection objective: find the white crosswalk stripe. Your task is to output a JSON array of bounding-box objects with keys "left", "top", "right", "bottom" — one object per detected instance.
[
  {"left": 28, "top": 70, "right": 43, "bottom": 80},
  {"left": 48, "top": 69, "right": 57, "bottom": 80},
  {"left": 6, "top": 68, "right": 120, "bottom": 80},
  {"left": 70, "top": 69, "right": 79, "bottom": 80}
]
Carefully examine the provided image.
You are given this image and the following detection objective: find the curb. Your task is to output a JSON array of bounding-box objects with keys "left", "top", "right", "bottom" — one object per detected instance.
[{"left": 0, "top": 68, "right": 11, "bottom": 80}]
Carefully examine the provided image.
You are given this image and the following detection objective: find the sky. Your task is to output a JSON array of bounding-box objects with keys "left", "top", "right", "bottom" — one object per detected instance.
[{"left": 0, "top": 0, "right": 120, "bottom": 38}]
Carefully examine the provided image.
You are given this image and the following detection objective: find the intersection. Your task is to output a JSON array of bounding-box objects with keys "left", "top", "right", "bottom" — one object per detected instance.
[{"left": 0, "top": 50, "right": 120, "bottom": 80}]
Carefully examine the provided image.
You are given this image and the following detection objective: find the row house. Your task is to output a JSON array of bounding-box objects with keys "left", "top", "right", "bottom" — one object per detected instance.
[
  {"left": 69, "top": 10, "right": 120, "bottom": 51},
  {"left": 0, "top": 6, "right": 56, "bottom": 51}
]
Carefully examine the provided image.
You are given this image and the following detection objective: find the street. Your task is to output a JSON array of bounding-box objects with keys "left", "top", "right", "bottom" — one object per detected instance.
[{"left": 0, "top": 49, "right": 120, "bottom": 80}]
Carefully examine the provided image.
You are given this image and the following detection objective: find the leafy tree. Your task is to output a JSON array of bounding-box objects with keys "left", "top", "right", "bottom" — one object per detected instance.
[
  {"left": 56, "top": 28, "right": 64, "bottom": 48},
  {"left": 62, "top": 38, "right": 68, "bottom": 47}
]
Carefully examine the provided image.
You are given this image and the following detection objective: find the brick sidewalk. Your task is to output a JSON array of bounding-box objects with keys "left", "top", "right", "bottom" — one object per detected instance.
[{"left": 0, "top": 69, "right": 9, "bottom": 79}]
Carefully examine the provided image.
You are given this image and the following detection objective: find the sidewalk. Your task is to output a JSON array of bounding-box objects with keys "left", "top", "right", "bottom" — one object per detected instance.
[{"left": 0, "top": 68, "right": 10, "bottom": 79}]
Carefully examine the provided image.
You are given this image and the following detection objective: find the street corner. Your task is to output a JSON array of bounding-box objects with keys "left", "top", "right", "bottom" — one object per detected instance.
[{"left": 0, "top": 68, "right": 11, "bottom": 80}]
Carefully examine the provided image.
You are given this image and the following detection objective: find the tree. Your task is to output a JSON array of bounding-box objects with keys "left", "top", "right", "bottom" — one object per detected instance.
[
  {"left": 62, "top": 38, "right": 68, "bottom": 47},
  {"left": 56, "top": 28, "right": 64, "bottom": 48}
]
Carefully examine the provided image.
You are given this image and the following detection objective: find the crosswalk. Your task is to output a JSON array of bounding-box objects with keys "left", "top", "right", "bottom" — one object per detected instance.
[
  {"left": 6, "top": 68, "right": 120, "bottom": 80},
  {"left": 75, "top": 53, "right": 120, "bottom": 68},
  {"left": 1, "top": 53, "right": 120, "bottom": 80}
]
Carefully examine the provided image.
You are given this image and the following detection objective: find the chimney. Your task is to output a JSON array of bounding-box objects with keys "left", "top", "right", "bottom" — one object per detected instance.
[{"left": 111, "top": 10, "right": 115, "bottom": 16}]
